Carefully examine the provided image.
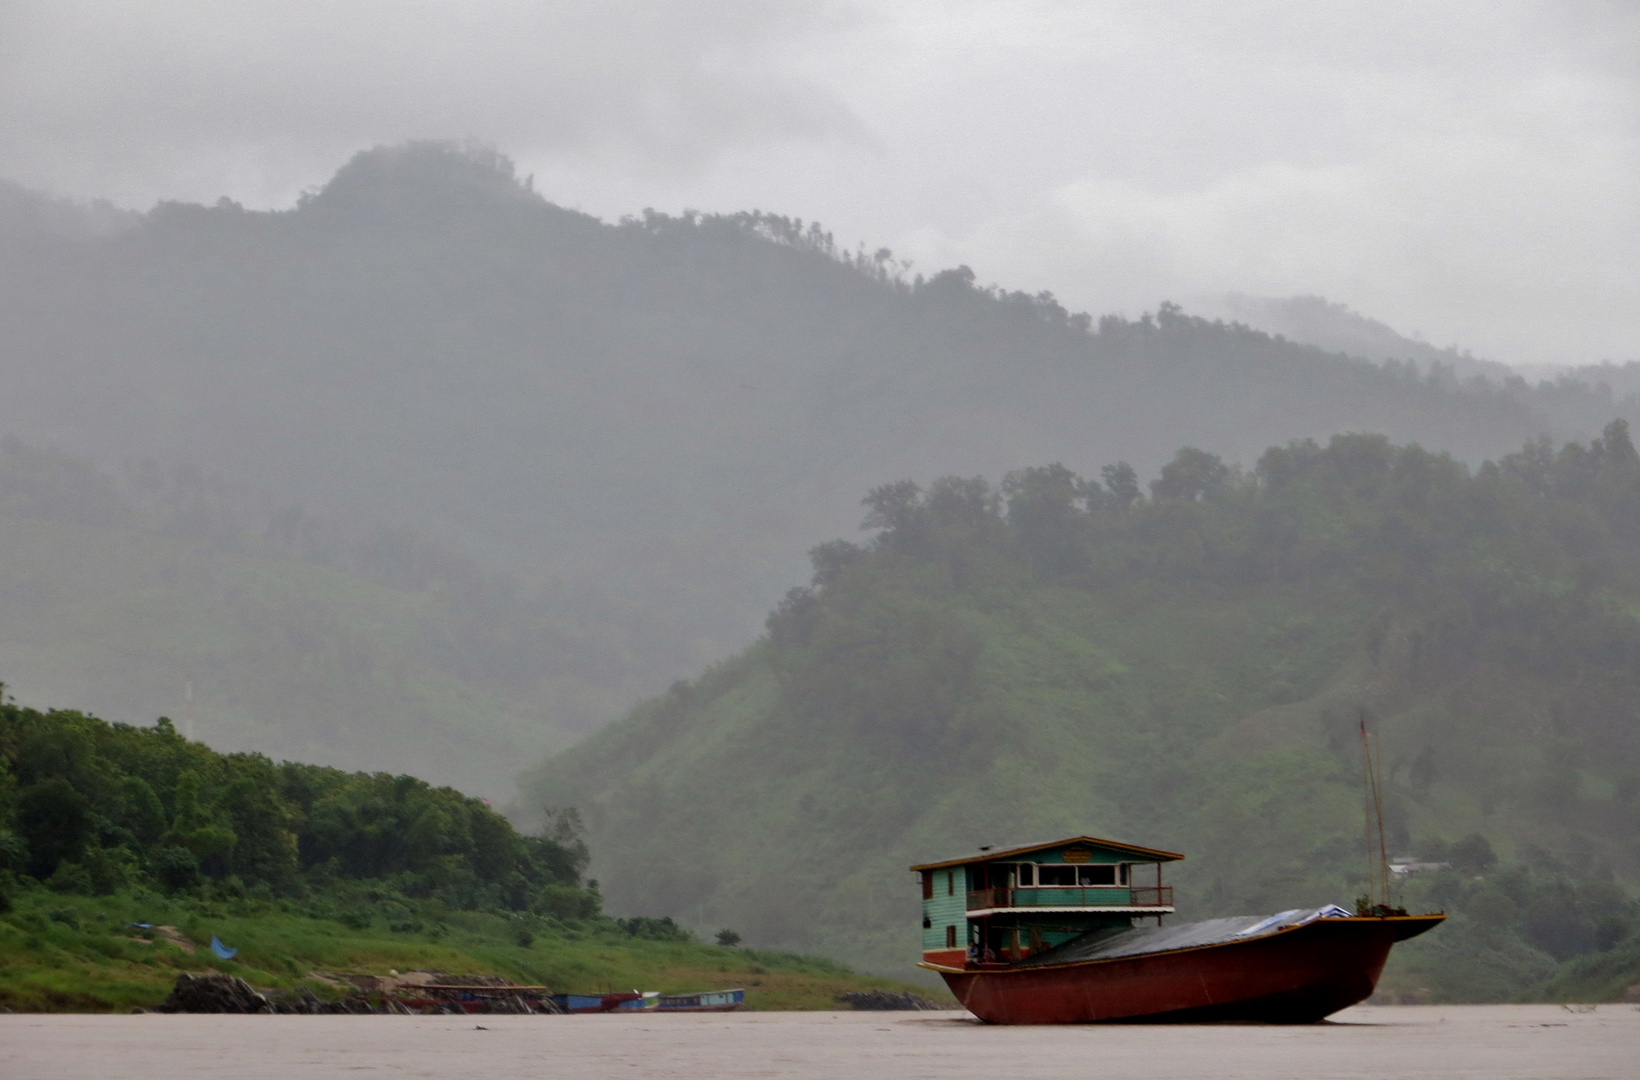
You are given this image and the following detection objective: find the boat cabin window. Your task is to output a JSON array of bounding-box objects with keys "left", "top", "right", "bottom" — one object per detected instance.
[
  {"left": 1036, "top": 865, "right": 1077, "bottom": 887},
  {"left": 1075, "top": 864, "right": 1129, "bottom": 887},
  {"left": 1014, "top": 862, "right": 1131, "bottom": 887}
]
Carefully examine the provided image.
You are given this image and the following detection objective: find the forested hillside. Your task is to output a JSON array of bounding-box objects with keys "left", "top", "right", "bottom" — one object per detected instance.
[
  {"left": 1221, "top": 293, "right": 1640, "bottom": 437},
  {"left": 1217, "top": 294, "right": 1520, "bottom": 382},
  {"left": 0, "top": 438, "right": 595, "bottom": 795},
  {"left": 0, "top": 700, "right": 912, "bottom": 1011},
  {"left": 524, "top": 426, "right": 1640, "bottom": 1000},
  {"left": 0, "top": 697, "right": 594, "bottom": 915},
  {"left": 0, "top": 142, "right": 1631, "bottom": 778}
]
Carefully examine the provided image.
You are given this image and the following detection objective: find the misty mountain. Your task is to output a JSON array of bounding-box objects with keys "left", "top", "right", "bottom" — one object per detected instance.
[
  {"left": 523, "top": 430, "right": 1640, "bottom": 997},
  {"left": 1215, "top": 293, "right": 1640, "bottom": 432},
  {"left": 1214, "top": 294, "right": 1520, "bottom": 382},
  {"left": 1558, "top": 362, "right": 1640, "bottom": 404},
  {"left": 0, "top": 141, "right": 1631, "bottom": 779},
  {"left": 0, "top": 180, "right": 140, "bottom": 243},
  {"left": 0, "top": 438, "right": 589, "bottom": 796}
]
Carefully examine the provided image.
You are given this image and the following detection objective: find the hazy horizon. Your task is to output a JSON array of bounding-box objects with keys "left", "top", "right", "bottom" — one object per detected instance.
[{"left": 4, "top": 2, "right": 1637, "bottom": 368}]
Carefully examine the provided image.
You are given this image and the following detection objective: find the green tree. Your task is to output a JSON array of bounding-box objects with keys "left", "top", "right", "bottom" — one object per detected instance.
[
  {"left": 861, "top": 480, "right": 925, "bottom": 549},
  {"left": 1150, "top": 448, "right": 1230, "bottom": 502},
  {"left": 1099, "top": 461, "right": 1141, "bottom": 509},
  {"left": 163, "top": 770, "right": 237, "bottom": 875},
  {"left": 1003, "top": 463, "right": 1084, "bottom": 576},
  {"left": 16, "top": 777, "right": 90, "bottom": 879},
  {"left": 118, "top": 776, "right": 168, "bottom": 847},
  {"left": 221, "top": 771, "right": 299, "bottom": 887}
]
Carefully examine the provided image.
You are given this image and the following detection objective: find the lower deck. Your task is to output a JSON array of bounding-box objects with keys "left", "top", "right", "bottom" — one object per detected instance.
[{"left": 923, "top": 908, "right": 1174, "bottom": 969}]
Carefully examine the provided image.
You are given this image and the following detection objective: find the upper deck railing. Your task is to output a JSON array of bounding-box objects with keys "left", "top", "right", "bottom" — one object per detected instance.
[{"left": 966, "top": 885, "right": 1174, "bottom": 911}]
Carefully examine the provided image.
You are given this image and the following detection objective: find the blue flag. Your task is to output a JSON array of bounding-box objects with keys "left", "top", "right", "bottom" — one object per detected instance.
[{"left": 210, "top": 935, "right": 238, "bottom": 960}]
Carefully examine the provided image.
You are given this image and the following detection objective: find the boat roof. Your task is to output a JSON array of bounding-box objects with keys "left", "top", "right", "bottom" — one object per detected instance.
[{"left": 909, "top": 835, "right": 1184, "bottom": 872}]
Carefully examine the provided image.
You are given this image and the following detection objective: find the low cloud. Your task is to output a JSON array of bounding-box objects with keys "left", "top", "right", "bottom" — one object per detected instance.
[
  {"left": 2, "top": 0, "right": 1635, "bottom": 364},
  {"left": 0, "top": 0, "right": 863, "bottom": 206}
]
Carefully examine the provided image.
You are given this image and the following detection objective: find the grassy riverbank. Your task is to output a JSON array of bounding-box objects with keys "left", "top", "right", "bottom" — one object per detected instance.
[{"left": 0, "top": 884, "right": 929, "bottom": 1012}]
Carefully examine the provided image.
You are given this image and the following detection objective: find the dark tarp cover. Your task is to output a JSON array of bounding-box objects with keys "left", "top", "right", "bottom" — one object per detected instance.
[{"left": 1019, "top": 905, "right": 1353, "bottom": 967}]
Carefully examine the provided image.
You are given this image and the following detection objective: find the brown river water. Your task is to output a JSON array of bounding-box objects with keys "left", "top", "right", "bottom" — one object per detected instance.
[{"left": 2, "top": 1005, "right": 1633, "bottom": 1079}]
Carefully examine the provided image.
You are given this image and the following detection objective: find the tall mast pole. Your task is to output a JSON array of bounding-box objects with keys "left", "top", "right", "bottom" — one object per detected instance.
[
  {"left": 1360, "top": 714, "right": 1374, "bottom": 907},
  {"left": 1359, "top": 712, "right": 1390, "bottom": 908},
  {"left": 1371, "top": 727, "right": 1390, "bottom": 907}
]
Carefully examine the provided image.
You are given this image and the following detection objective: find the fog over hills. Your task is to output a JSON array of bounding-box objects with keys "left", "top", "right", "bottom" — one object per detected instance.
[
  {"left": 526, "top": 428, "right": 1640, "bottom": 998},
  {"left": 1215, "top": 293, "right": 1640, "bottom": 411},
  {"left": 0, "top": 141, "right": 1633, "bottom": 790},
  {"left": 1212, "top": 294, "right": 1520, "bottom": 382}
]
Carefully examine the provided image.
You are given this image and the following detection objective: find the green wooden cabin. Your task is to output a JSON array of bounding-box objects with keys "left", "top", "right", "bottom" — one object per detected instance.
[{"left": 911, "top": 835, "right": 1183, "bottom": 969}]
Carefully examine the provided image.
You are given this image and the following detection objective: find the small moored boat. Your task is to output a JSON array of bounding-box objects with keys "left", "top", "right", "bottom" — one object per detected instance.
[
  {"left": 548, "top": 992, "right": 645, "bottom": 1013},
  {"left": 616, "top": 989, "right": 746, "bottom": 1012},
  {"left": 657, "top": 989, "right": 744, "bottom": 1012}
]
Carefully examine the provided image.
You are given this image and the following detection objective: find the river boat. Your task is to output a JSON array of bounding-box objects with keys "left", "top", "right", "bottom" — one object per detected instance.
[
  {"left": 912, "top": 835, "right": 1442, "bottom": 1024},
  {"left": 656, "top": 989, "right": 745, "bottom": 1012},
  {"left": 616, "top": 989, "right": 746, "bottom": 1012},
  {"left": 547, "top": 992, "right": 645, "bottom": 1013}
]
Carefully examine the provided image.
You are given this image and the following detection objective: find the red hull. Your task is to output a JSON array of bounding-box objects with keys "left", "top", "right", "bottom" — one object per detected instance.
[{"left": 937, "top": 915, "right": 1441, "bottom": 1024}]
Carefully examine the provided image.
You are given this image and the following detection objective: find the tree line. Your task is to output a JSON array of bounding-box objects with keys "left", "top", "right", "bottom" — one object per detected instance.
[
  {"left": 0, "top": 698, "right": 595, "bottom": 917},
  {"left": 780, "top": 421, "right": 1640, "bottom": 725}
]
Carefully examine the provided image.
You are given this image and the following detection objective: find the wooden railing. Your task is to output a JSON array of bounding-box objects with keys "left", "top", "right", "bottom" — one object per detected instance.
[
  {"left": 965, "top": 886, "right": 1174, "bottom": 911},
  {"left": 1128, "top": 885, "right": 1174, "bottom": 908},
  {"left": 966, "top": 888, "right": 1009, "bottom": 911}
]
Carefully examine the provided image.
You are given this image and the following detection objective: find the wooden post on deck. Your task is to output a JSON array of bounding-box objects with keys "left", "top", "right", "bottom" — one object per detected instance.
[{"left": 1157, "top": 862, "right": 1165, "bottom": 926}]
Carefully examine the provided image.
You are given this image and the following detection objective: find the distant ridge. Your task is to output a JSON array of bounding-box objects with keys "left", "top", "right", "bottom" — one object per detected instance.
[
  {"left": 0, "top": 141, "right": 1632, "bottom": 786},
  {"left": 1213, "top": 293, "right": 1518, "bottom": 381}
]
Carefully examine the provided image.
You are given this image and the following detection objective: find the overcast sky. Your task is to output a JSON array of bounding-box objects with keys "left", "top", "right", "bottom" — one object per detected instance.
[{"left": 3, "top": 1, "right": 1636, "bottom": 366}]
